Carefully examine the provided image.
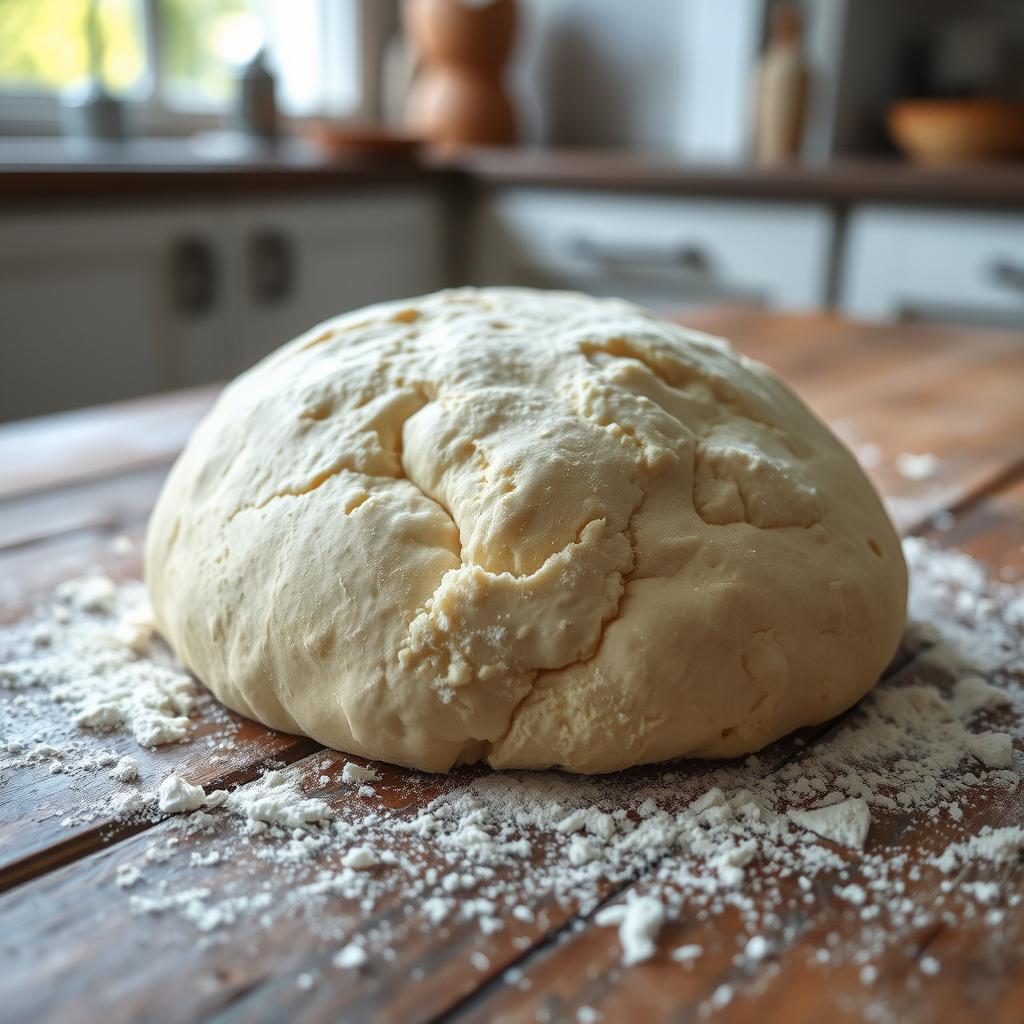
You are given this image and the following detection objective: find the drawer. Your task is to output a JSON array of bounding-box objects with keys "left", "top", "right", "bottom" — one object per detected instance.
[
  {"left": 841, "top": 207, "right": 1024, "bottom": 327},
  {"left": 229, "top": 191, "right": 445, "bottom": 371},
  {"left": 472, "top": 189, "right": 835, "bottom": 311}
]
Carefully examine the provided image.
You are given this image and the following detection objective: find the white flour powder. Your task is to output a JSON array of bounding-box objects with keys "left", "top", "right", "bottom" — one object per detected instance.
[
  {"left": 1, "top": 580, "right": 196, "bottom": 749},
  {"left": 0, "top": 536, "right": 1022, "bottom": 1021}
]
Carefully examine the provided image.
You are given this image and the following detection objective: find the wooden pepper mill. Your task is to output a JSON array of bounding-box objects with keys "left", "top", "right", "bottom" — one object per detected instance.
[{"left": 403, "top": 0, "right": 517, "bottom": 146}]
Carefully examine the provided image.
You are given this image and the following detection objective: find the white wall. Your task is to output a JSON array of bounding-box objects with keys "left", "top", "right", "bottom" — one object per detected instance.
[{"left": 512, "top": 0, "right": 763, "bottom": 160}]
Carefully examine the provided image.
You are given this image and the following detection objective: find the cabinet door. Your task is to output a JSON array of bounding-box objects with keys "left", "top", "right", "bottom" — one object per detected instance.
[
  {"left": 230, "top": 190, "right": 446, "bottom": 373},
  {"left": 841, "top": 207, "right": 1024, "bottom": 328},
  {"left": 0, "top": 206, "right": 232, "bottom": 422},
  {"left": 473, "top": 189, "right": 835, "bottom": 311}
]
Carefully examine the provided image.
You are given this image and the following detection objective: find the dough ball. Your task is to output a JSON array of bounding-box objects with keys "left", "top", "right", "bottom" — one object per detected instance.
[{"left": 145, "top": 288, "right": 906, "bottom": 773}]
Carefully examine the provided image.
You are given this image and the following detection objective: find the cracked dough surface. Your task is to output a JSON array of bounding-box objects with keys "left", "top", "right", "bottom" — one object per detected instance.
[{"left": 145, "top": 288, "right": 907, "bottom": 773}]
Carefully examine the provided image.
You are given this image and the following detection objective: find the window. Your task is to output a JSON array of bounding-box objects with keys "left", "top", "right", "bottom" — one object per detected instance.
[
  {"left": 0, "top": 0, "right": 147, "bottom": 98},
  {"left": 0, "top": 0, "right": 361, "bottom": 130},
  {"left": 160, "top": 0, "right": 268, "bottom": 108}
]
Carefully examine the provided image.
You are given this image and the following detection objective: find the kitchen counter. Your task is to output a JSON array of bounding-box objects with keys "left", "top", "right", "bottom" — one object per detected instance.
[
  {"left": 0, "top": 136, "right": 446, "bottom": 201},
  {"left": 2, "top": 309, "right": 1024, "bottom": 1023},
  {"left": 440, "top": 146, "right": 1024, "bottom": 207},
  {"left": 2, "top": 136, "right": 1023, "bottom": 207}
]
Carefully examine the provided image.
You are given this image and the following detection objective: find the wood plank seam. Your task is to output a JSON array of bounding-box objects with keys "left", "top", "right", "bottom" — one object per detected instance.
[
  {"left": 421, "top": 655, "right": 950, "bottom": 1024},
  {"left": 903, "top": 455, "right": 1024, "bottom": 537},
  {"left": 0, "top": 468, "right": 170, "bottom": 553},
  {"left": 438, "top": 640, "right": 1024, "bottom": 1024},
  {"left": 0, "top": 469, "right": 1016, "bottom": 1024},
  {"left": 0, "top": 461, "right": 1008, "bottom": 900},
  {"left": 0, "top": 518, "right": 134, "bottom": 557},
  {"left": 2, "top": 317, "right": 1022, "bottom": 1021},
  {"left": 0, "top": 737, "right": 322, "bottom": 894},
  {"left": 420, "top": 516, "right": 1024, "bottom": 1021},
  {"left": 0, "top": 453, "right": 181, "bottom": 513}
]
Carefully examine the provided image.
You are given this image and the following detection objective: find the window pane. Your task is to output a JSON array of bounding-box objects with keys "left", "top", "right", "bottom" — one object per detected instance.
[
  {"left": 0, "top": 0, "right": 145, "bottom": 95},
  {"left": 264, "top": 0, "right": 360, "bottom": 116},
  {"left": 159, "top": 0, "right": 264, "bottom": 107}
]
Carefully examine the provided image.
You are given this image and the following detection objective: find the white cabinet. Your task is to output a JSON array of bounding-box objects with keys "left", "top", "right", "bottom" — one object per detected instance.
[
  {"left": 229, "top": 193, "right": 445, "bottom": 373},
  {"left": 0, "top": 189, "right": 444, "bottom": 422},
  {"left": 841, "top": 207, "right": 1024, "bottom": 328},
  {"left": 0, "top": 206, "right": 232, "bottom": 422},
  {"left": 473, "top": 189, "right": 835, "bottom": 311}
]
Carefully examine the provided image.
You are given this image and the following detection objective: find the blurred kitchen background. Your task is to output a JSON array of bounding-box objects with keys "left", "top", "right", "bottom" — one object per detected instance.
[{"left": 1, "top": 0, "right": 1023, "bottom": 422}]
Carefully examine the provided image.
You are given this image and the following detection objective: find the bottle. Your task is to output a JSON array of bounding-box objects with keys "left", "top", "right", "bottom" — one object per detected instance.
[
  {"left": 237, "top": 48, "right": 278, "bottom": 140},
  {"left": 61, "top": 0, "right": 126, "bottom": 143},
  {"left": 752, "top": 4, "right": 809, "bottom": 165}
]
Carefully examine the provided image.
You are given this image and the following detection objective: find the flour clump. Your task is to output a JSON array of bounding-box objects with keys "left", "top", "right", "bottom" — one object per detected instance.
[{"left": 145, "top": 288, "right": 906, "bottom": 772}]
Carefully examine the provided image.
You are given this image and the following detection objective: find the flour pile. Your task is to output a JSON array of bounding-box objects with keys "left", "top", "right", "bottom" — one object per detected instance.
[{"left": 1, "top": 537, "right": 1022, "bottom": 1020}]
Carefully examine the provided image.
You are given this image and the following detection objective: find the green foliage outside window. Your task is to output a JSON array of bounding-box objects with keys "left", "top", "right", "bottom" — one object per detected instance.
[
  {"left": 0, "top": 0, "right": 145, "bottom": 93},
  {"left": 0, "top": 0, "right": 261, "bottom": 103},
  {"left": 159, "top": 0, "right": 262, "bottom": 105}
]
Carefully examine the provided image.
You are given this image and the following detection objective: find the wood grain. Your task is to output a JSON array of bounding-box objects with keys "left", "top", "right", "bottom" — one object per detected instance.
[
  {"left": 1, "top": 310, "right": 1016, "bottom": 891},
  {"left": 0, "top": 709, "right": 896, "bottom": 1024},
  {"left": 0, "top": 466, "right": 168, "bottom": 553},
  {"left": 0, "top": 536, "right": 321, "bottom": 890},
  {"left": 692, "top": 310, "right": 1024, "bottom": 533},
  {"left": 0, "top": 701, "right": 319, "bottom": 893},
  {"left": 0, "top": 385, "right": 216, "bottom": 502},
  {"left": 1, "top": 311, "right": 1023, "bottom": 1024},
  {"left": 442, "top": 480, "right": 1024, "bottom": 1024}
]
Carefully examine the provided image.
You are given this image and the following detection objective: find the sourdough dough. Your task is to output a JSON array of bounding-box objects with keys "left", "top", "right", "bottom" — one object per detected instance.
[{"left": 145, "top": 288, "right": 907, "bottom": 773}]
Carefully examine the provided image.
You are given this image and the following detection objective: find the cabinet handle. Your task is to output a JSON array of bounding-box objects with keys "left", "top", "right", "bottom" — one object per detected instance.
[
  {"left": 249, "top": 229, "right": 294, "bottom": 305},
  {"left": 569, "top": 235, "right": 712, "bottom": 274},
  {"left": 169, "top": 237, "right": 217, "bottom": 317},
  {"left": 989, "top": 258, "right": 1024, "bottom": 294}
]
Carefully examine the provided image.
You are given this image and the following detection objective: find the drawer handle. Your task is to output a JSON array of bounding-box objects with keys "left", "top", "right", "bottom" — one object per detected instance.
[
  {"left": 569, "top": 236, "right": 712, "bottom": 274},
  {"left": 169, "top": 237, "right": 218, "bottom": 317},
  {"left": 249, "top": 230, "right": 294, "bottom": 305},
  {"left": 989, "top": 258, "right": 1024, "bottom": 294}
]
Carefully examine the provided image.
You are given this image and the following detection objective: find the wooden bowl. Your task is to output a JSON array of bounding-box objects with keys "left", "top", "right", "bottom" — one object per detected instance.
[
  {"left": 298, "top": 120, "right": 424, "bottom": 161},
  {"left": 887, "top": 100, "right": 1024, "bottom": 165}
]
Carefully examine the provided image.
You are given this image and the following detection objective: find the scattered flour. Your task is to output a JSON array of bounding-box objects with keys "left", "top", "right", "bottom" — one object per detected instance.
[
  {"left": 595, "top": 896, "right": 665, "bottom": 966},
  {"left": 341, "top": 762, "right": 380, "bottom": 785},
  {"left": 0, "top": 577, "right": 197, "bottom": 749},
  {"left": 115, "top": 863, "right": 143, "bottom": 889},
  {"left": 933, "top": 826, "right": 1024, "bottom": 873},
  {"left": 157, "top": 774, "right": 205, "bottom": 814},
  {"left": 1, "top": 538, "right": 1023, "bottom": 1018},
  {"left": 895, "top": 453, "right": 941, "bottom": 482},
  {"left": 224, "top": 770, "right": 334, "bottom": 830},
  {"left": 55, "top": 575, "right": 118, "bottom": 613},
  {"left": 341, "top": 846, "right": 378, "bottom": 870},
  {"left": 333, "top": 944, "right": 368, "bottom": 970},
  {"left": 789, "top": 799, "right": 871, "bottom": 849},
  {"left": 109, "top": 756, "right": 139, "bottom": 783},
  {"left": 671, "top": 943, "right": 703, "bottom": 965}
]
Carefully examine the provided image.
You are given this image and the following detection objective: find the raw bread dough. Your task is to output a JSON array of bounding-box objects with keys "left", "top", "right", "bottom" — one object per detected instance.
[{"left": 145, "top": 288, "right": 907, "bottom": 773}]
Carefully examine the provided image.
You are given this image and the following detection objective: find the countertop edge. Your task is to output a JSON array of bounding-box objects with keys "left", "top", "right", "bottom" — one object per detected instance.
[{"left": 1, "top": 145, "right": 1023, "bottom": 207}]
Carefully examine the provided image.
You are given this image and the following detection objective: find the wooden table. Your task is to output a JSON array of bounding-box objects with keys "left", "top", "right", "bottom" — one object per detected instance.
[{"left": 2, "top": 310, "right": 1024, "bottom": 1023}]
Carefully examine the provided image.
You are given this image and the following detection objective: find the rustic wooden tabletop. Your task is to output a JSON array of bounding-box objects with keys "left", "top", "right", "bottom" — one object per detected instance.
[{"left": 1, "top": 309, "right": 1023, "bottom": 1024}]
